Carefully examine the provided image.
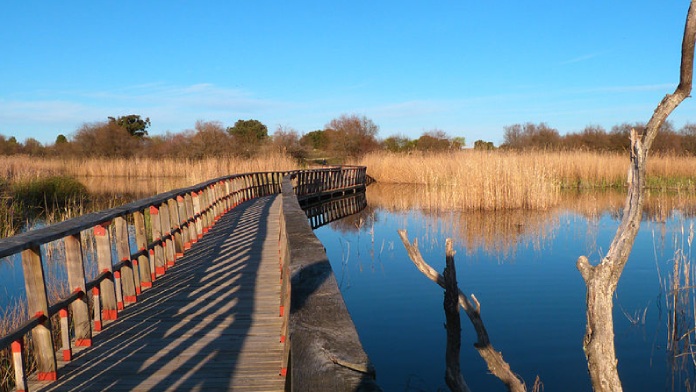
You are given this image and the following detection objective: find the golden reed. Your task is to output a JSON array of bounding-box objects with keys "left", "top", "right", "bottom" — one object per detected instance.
[
  {"left": 2, "top": 150, "right": 696, "bottom": 211},
  {"left": 358, "top": 150, "right": 696, "bottom": 210},
  {"left": 0, "top": 153, "right": 299, "bottom": 184}
]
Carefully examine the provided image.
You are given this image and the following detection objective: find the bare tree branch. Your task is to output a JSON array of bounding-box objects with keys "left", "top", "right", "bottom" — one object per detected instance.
[
  {"left": 398, "top": 229, "right": 526, "bottom": 392},
  {"left": 577, "top": 2, "right": 696, "bottom": 391}
]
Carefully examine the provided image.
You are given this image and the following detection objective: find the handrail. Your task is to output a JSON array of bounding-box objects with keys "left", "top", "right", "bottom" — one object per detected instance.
[{"left": 0, "top": 165, "right": 367, "bottom": 391}]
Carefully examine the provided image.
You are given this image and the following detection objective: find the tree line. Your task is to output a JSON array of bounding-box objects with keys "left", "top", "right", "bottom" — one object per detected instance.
[
  {"left": 500, "top": 121, "right": 696, "bottom": 154},
  {"left": 0, "top": 114, "right": 466, "bottom": 160},
  {"left": 6, "top": 113, "right": 696, "bottom": 160}
]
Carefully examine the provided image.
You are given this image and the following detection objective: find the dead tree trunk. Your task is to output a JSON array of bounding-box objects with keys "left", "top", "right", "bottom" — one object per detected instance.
[
  {"left": 576, "top": 3, "right": 696, "bottom": 391},
  {"left": 398, "top": 230, "right": 526, "bottom": 392},
  {"left": 443, "top": 239, "right": 470, "bottom": 392}
]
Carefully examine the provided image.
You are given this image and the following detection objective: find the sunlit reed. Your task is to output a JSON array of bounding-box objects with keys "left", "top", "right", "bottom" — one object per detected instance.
[
  {"left": 359, "top": 151, "right": 696, "bottom": 210},
  {"left": 0, "top": 153, "right": 300, "bottom": 183}
]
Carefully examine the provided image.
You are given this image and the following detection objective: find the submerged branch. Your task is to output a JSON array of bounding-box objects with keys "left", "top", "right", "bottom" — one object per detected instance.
[{"left": 398, "top": 229, "right": 526, "bottom": 392}]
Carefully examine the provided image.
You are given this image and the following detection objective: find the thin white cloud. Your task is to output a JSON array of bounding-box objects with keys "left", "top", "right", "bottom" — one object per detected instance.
[
  {"left": 0, "top": 83, "right": 304, "bottom": 141},
  {"left": 574, "top": 83, "right": 676, "bottom": 94},
  {"left": 558, "top": 51, "right": 606, "bottom": 65}
]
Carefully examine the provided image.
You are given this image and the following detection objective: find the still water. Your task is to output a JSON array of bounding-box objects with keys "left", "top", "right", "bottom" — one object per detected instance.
[
  {"left": 316, "top": 184, "right": 696, "bottom": 391},
  {"left": 2, "top": 181, "right": 696, "bottom": 391}
]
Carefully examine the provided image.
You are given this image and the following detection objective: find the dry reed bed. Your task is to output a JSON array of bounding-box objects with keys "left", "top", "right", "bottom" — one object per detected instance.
[
  {"left": 0, "top": 153, "right": 299, "bottom": 183},
  {"left": 360, "top": 151, "right": 561, "bottom": 210},
  {"left": 360, "top": 151, "right": 696, "bottom": 210}
]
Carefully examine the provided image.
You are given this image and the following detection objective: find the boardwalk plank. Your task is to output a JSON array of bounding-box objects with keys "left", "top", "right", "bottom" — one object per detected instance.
[{"left": 30, "top": 196, "right": 285, "bottom": 392}]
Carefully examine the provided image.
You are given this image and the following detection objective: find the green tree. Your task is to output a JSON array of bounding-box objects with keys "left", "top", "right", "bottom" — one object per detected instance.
[
  {"left": 55, "top": 134, "right": 68, "bottom": 144},
  {"left": 227, "top": 119, "right": 268, "bottom": 142},
  {"left": 300, "top": 130, "right": 330, "bottom": 150},
  {"left": 108, "top": 114, "right": 151, "bottom": 138},
  {"left": 227, "top": 119, "right": 268, "bottom": 156},
  {"left": 473, "top": 140, "right": 495, "bottom": 150},
  {"left": 382, "top": 135, "right": 415, "bottom": 153},
  {"left": 451, "top": 136, "right": 466, "bottom": 150}
]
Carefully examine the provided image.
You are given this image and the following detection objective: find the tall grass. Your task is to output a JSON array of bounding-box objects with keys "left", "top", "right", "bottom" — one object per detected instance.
[
  {"left": 359, "top": 150, "right": 696, "bottom": 210},
  {"left": 662, "top": 223, "right": 696, "bottom": 390},
  {"left": 360, "top": 151, "right": 560, "bottom": 210},
  {"left": 0, "top": 153, "right": 300, "bottom": 184}
]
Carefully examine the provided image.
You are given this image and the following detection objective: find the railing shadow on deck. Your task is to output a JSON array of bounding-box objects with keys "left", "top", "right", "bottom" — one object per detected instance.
[
  {"left": 29, "top": 196, "right": 277, "bottom": 391},
  {"left": 0, "top": 165, "right": 377, "bottom": 391}
]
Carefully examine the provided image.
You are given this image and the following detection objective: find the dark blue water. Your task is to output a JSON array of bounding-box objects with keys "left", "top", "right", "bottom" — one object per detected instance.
[
  {"left": 2, "top": 186, "right": 695, "bottom": 390},
  {"left": 315, "top": 191, "right": 696, "bottom": 391}
]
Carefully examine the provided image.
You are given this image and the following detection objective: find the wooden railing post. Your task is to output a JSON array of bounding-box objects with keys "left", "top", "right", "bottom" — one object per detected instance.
[
  {"left": 263, "top": 173, "right": 271, "bottom": 196},
  {"left": 11, "top": 339, "right": 27, "bottom": 391},
  {"left": 149, "top": 206, "right": 165, "bottom": 277},
  {"left": 64, "top": 233, "right": 92, "bottom": 347},
  {"left": 21, "top": 245, "right": 57, "bottom": 381},
  {"left": 192, "top": 192, "right": 203, "bottom": 241},
  {"left": 207, "top": 185, "right": 217, "bottom": 227},
  {"left": 224, "top": 179, "right": 232, "bottom": 212},
  {"left": 206, "top": 185, "right": 215, "bottom": 228},
  {"left": 92, "top": 286, "right": 102, "bottom": 331},
  {"left": 95, "top": 222, "right": 118, "bottom": 322},
  {"left": 198, "top": 189, "right": 209, "bottom": 234},
  {"left": 184, "top": 192, "right": 198, "bottom": 246},
  {"left": 133, "top": 210, "right": 152, "bottom": 289},
  {"left": 159, "top": 202, "right": 175, "bottom": 268},
  {"left": 114, "top": 217, "right": 137, "bottom": 305},
  {"left": 232, "top": 177, "right": 241, "bottom": 206},
  {"left": 170, "top": 197, "right": 184, "bottom": 258},
  {"left": 243, "top": 175, "right": 251, "bottom": 201},
  {"left": 215, "top": 182, "right": 223, "bottom": 218},
  {"left": 176, "top": 196, "right": 189, "bottom": 252},
  {"left": 202, "top": 188, "right": 212, "bottom": 234},
  {"left": 213, "top": 182, "right": 221, "bottom": 215}
]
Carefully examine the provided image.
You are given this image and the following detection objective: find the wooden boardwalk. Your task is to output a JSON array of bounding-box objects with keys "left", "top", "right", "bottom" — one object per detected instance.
[{"left": 30, "top": 195, "right": 285, "bottom": 392}]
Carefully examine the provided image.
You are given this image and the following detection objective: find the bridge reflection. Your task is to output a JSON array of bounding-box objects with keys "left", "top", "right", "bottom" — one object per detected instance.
[{"left": 303, "top": 190, "right": 368, "bottom": 230}]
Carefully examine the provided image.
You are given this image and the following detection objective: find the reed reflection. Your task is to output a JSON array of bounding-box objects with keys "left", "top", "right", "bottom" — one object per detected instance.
[{"left": 366, "top": 183, "right": 696, "bottom": 258}]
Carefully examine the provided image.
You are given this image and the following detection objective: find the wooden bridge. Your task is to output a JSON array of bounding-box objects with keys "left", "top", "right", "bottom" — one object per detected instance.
[{"left": 0, "top": 167, "right": 381, "bottom": 391}]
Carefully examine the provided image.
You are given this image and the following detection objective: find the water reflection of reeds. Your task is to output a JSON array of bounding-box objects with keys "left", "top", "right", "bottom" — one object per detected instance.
[{"left": 365, "top": 183, "right": 696, "bottom": 258}]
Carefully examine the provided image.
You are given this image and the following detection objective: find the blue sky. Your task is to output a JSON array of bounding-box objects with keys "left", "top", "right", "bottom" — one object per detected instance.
[{"left": 1, "top": 1, "right": 694, "bottom": 145}]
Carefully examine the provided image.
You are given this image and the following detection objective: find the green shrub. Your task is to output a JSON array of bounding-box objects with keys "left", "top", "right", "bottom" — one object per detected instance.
[{"left": 11, "top": 176, "right": 88, "bottom": 212}]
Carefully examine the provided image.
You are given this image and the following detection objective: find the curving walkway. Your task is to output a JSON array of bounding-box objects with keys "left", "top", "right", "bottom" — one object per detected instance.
[{"left": 30, "top": 195, "right": 285, "bottom": 391}]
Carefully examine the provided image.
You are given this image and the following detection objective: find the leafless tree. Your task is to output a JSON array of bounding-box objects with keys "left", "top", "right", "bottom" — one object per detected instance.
[{"left": 576, "top": 2, "right": 696, "bottom": 391}]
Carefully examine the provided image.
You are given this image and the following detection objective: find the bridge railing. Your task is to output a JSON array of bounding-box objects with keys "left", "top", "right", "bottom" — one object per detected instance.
[
  {"left": 279, "top": 174, "right": 380, "bottom": 391},
  {"left": 0, "top": 165, "right": 366, "bottom": 391}
]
